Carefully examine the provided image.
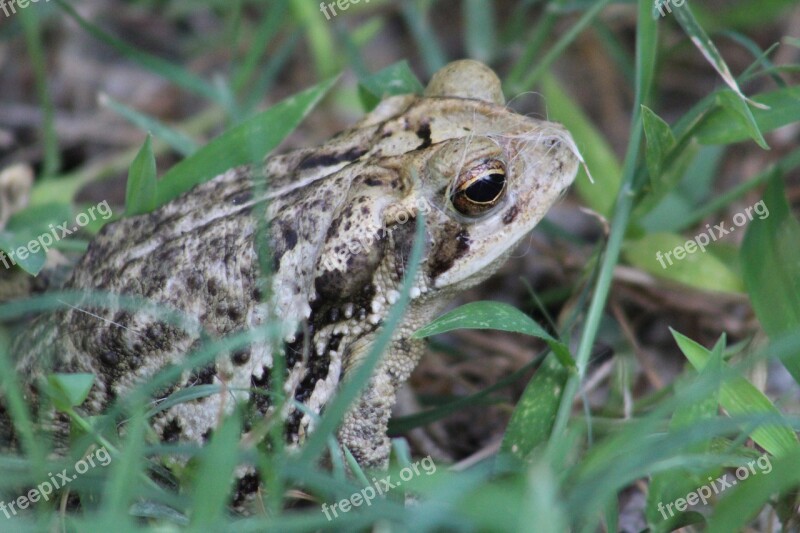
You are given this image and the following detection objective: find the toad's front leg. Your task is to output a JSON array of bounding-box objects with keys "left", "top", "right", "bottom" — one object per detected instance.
[{"left": 337, "top": 336, "right": 424, "bottom": 468}]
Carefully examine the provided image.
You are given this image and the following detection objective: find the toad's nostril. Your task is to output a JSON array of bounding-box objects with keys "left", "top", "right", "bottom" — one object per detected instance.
[{"left": 544, "top": 137, "right": 560, "bottom": 148}]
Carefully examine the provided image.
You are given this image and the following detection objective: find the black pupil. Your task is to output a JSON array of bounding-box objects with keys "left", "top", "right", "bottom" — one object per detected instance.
[{"left": 465, "top": 173, "right": 505, "bottom": 203}]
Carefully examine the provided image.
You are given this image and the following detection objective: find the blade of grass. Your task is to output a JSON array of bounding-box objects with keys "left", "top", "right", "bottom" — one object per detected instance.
[
  {"left": 514, "top": 0, "right": 613, "bottom": 93},
  {"left": 413, "top": 300, "right": 572, "bottom": 367},
  {"left": 504, "top": 0, "right": 561, "bottom": 93},
  {"left": 671, "top": 0, "right": 769, "bottom": 117},
  {"left": 189, "top": 414, "right": 242, "bottom": 528},
  {"left": 672, "top": 329, "right": 799, "bottom": 456},
  {"left": 233, "top": 0, "right": 290, "bottom": 94},
  {"left": 53, "top": 0, "right": 224, "bottom": 107},
  {"left": 125, "top": 135, "right": 158, "bottom": 216},
  {"left": 501, "top": 354, "right": 570, "bottom": 460},
  {"left": 100, "top": 407, "right": 147, "bottom": 523},
  {"left": 740, "top": 174, "right": 800, "bottom": 383},
  {"left": 400, "top": 0, "right": 447, "bottom": 76},
  {"left": 541, "top": 73, "right": 621, "bottom": 216},
  {"left": 19, "top": 6, "right": 59, "bottom": 179},
  {"left": 290, "top": 0, "right": 339, "bottom": 79},
  {"left": 464, "top": 0, "right": 496, "bottom": 62},
  {"left": 156, "top": 76, "right": 338, "bottom": 206},
  {"left": 704, "top": 447, "right": 800, "bottom": 532},
  {"left": 549, "top": 0, "right": 658, "bottom": 446},
  {"left": 100, "top": 94, "right": 199, "bottom": 156}
]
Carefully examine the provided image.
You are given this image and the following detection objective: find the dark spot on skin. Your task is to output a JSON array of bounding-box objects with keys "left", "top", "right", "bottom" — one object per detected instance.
[
  {"left": 99, "top": 351, "right": 120, "bottom": 366},
  {"left": 227, "top": 304, "right": 244, "bottom": 321},
  {"left": 233, "top": 473, "right": 261, "bottom": 506},
  {"left": 327, "top": 333, "right": 343, "bottom": 354},
  {"left": 284, "top": 410, "right": 303, "bottom": 441},
  {"left": 162, "top": 418, "right": 183, "bottom": 443},
  {"left": 250, "top": 366, "right": 272, "bottom": 413},
  {"left": 416, "top": 122, "right": 432, "bottom": 150},
  {"left": 283, "top": 227, "right": 298, "bottom": 250},
  {"left": 186, "top": 271, "right": 204, "bottom": 290},
  {"left": 297, "top": 146, "right": 368, "bottom": 170},
  {"left": 364, "top": 176, "right": 382, "bottom": 186},
  {"left": 188, "top": 363, "right": 216, "bottom": 386},
  {"left": 271, "top": 220, "right": 297, "bottom": 272},
  {"left": 502, "top": 204, "right": 519, "bottom": 225},
  {"left": 429, "top": 225, "right": 471, "bottom": 278},
  {"left": 283, "top": 332, "right": 308, "bottom": 370},
  {"left": 230, "top": 190, "right": 253, "bottom": 205},
  {"left": 232, "top": 348, "right": 251, "bottom": 365},
  {"left": 202, "top": 429, "right": 213, "bottom": 442},
  {"left": 147, "top": 324, "right": 164, "bottom": 343},
  {"left": 207, "top": 279, "right": 219, "bottom": 296}
]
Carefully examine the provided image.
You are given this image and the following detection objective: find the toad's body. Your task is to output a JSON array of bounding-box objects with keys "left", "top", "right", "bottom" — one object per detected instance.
[{"left": 7, "top": 60, "right": 579, "bottom": 477}]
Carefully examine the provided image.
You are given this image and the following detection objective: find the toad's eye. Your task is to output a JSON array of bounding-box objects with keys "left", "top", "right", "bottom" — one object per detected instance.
[{"left": 449, "top": 159, "right": 507, "bottom": 217}]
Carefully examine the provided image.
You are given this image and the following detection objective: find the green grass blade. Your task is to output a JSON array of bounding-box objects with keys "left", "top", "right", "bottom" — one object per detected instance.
[
  {"left": 0, "top": 331, "right": 46, "bottom": 473},
  {"left": 550, "top": 0, "right": 658, "bottom": 443},
  {"left": 233, "top": 0, "right": 290, "bottom": 94},
  {"left": 125, "top": 135, "right": 158, "bottom": 216},
  {"left": 645, "top": 343, "right": 722, "bottom": 530},
  {"left": 101, "top": 94, "right": 199, "bottom": 157},
  {"left": 290, "top": 0, "right": 339, "bottom": 79},
  {"left": 672, "top": 329, "right": 799, "bottom": 456},
  {"left": 400, "top": 0, "right": 447, "bottom": 76},
  {"left": 541, "top": 73, "right": 621, "bottom": 216},
  {"left": 19, "top": 7, "right": 59, "bottom": 179},
  {"left": 671, "top": 0, "right": 769, "bottom": 121},
  {"left": 740, "top": 174, "right": 800, "bottom": 382},
  {"left": 705, "top": 448, "right": 800, "bottom": 533},
  {"left": 623, "top": 232, "right": 743, "bottom": 293},
  {"left": 693, "top": 87, "right": 800, "bottom": 146},
  {"left": 100, "top": 408, "right": 146, "bottom": 523},
  {"left": 189, "top": 414, "right": 242, "bottom": 528},
  {"left": 413, "top": 300, "right": 572, "bottom": 367},
  {"left": 641, "top": 106, "right": 676, "bottom": 184},
  {"left": 0, "top": 203, "right": 72, "bottom": 275},
  {"left": 53, "top": 0, "right": 223, "bottom": 106},
  {"left": 500, "top": 354, "right": 570, "bottom": 460},
  {"left": 515, "top": 0, "right": 614, "bottom": 92},
  {"left": 358, "top": 60, "right": 424, "bottom": 111},
  {"left": 519, "top": 461, "right": 569, "bottom": 532},
  {"left": 463, "top": 0, "right": 496, "bottom": 63},
  {"left": 156, "top": 76, "right": 338, "bottom": 206}
]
